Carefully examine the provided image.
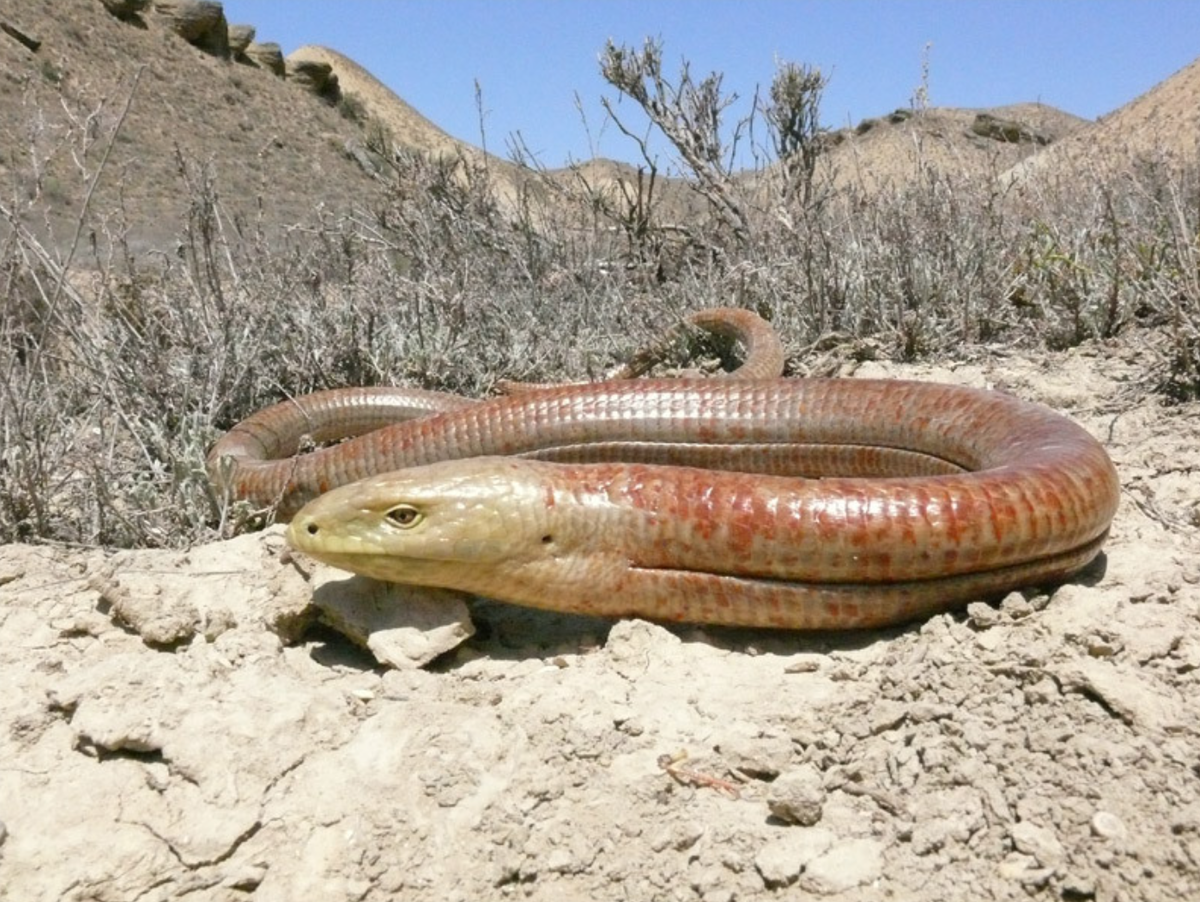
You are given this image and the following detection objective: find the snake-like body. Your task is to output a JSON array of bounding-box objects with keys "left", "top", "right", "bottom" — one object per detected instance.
[{"left": 208, "top": 310, "right": 1119, "bottom": 629}]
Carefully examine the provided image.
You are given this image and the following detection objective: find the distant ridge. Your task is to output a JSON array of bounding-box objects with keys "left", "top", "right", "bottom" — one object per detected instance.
[
  {"left": 288, "top": 44, "right": 476, "bottom": 160},
  {"left": 816, "top": 104, "right": 1088, "bottom": 195},
  {"left": 1006, "top": 55, "right": 1200, "bottom": 183}
]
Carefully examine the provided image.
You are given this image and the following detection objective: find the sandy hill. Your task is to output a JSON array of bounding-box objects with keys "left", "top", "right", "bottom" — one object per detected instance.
[
  {"left": 1006, "top": 56, "right": 1200, "bottom": 184},
  {"left": 816, "top": 103, "right": 1089, "bottom": 194},
  {"left": 288, "top": 44, "right": 479, "bottom": 162},
  {"left": 287, "top": 43, "right": 545, "bottom": 215}
]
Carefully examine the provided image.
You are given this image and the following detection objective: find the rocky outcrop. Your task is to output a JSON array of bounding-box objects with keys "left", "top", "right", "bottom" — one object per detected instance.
[
  {"left": 1, "top": 21, "right": 42, "bottom": 52},
  {"left": 971, "top": 112, "right": 1049, "bottom": 145},
  {"left": 98, "top": 0, "right": 150, "bottom": 20},
  {"left": 227, "top": 23, "right": 254, "bottom": 56},
  {"left": 286, "top": 57, "right": 340, "bottom": 103},
  {"left": 152, "top": 0, "right": 228, "bottom": 57},
  {"left": 244, "top": 40, "right": 285, "bottom": 75}
]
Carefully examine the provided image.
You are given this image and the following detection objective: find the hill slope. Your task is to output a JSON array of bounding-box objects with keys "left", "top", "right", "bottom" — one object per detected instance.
[
  {"left": 0, "top": 0, "right": 386, "bottom": 251},
  {"left": 288, "top": 44, "right": 475, "bottom": 161},
  {"left": 1007, "top": 56, "right": 1200, "bottom": 183}
]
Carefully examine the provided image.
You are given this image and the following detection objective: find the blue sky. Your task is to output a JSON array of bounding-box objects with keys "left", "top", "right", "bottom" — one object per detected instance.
[{"left": 221, "top": 1, "right": 1200, "bottom": 168}]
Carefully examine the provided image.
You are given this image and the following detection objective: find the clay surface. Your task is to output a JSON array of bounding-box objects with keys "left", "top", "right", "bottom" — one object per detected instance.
[{"left": 2, "top": 343, "right": 1198, "bottom": 902}]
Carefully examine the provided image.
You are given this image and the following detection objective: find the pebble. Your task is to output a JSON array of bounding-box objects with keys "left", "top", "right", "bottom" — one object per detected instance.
[
  {"left": 313, "top": 580, "right": 474, "bottom": 669},
  {"left": 868, "top": 700, "right": 909, "bottom": 735},
  {"left": 800, "top": 838, "right": 884, "bottom": 894},
  {"left": 1091, "top": 810, "right": 1128, "bottom": 841},
  {"left": 1023, "top": 677, "right": 1060, "bottom": 705},
  {"left": 1011, "top": 821, "right": 1064, "bottom": 866},
  {"left": 222, "top": 864, "right": 267, "bottom": 890},
  {"left": 754, "top": 828, "right": 833, "bottom": 888},
  {"left": 717, "top": 735, "right": 791, "bottom": 779},
  {"left": 783, "top": 655, "right": 821, "bottom": 673},
  {"left": 767, "top": 766, "right": 825, "bottom": 826},
  {"left": 0, "top": 818, "right": 6, "bottom": 846},
  {"left": 967, "top": 601, "right": 1002, "bottom": 628},
  {"left": 999, "top": 594, "right": 1035, "bottom": 619},
  {"left": 1085, "top": 634, "right": 1122, "bottom": 657},
  {"left": 1061, "top": 873, "right": 1096, "bottom": 898}
]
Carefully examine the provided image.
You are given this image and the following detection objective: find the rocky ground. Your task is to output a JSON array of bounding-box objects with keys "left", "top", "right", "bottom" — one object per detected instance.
[{"left": 1, "top": 336, "right": 1198, "bottom": 902}]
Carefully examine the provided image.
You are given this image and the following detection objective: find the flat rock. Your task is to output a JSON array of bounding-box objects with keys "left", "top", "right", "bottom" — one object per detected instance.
[{"left": 310, "top": 567, "right": 474, "bottom": 669}]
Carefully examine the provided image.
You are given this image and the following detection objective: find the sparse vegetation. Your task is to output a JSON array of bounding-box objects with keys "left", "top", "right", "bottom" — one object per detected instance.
[
  {"left": 336, "top": 91, "right": 367, "bottom": 123},
  {"left": 39, "top": 58, "right": 65, "bottom": 84},
  {"left": 1, "top": 22, "right": 1198, "bottom": 550}
]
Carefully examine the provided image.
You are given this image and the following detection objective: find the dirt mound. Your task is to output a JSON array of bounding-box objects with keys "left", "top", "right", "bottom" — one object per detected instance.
[{"left": 2, "top": 336, "right": 1197, "bottom": 901}]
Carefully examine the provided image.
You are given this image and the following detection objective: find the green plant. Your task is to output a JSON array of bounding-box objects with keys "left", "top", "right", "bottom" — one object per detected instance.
[
  {"left": 337, "top": 92, "right": 367, "bottom": 123},
  {"left": 40, "top": 59, "right": 64, "bottom": 84}
]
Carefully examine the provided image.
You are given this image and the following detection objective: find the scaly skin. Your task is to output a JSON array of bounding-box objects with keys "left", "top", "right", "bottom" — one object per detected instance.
[
  {"left": 207, "top": 308, "right": 784, "bottom": 517},
  {"left": 283, "top": 379, "right": 1119, "bottom": 629},
  {"left": 207, "top": 308, "right": 1119, "bottom": 628}
]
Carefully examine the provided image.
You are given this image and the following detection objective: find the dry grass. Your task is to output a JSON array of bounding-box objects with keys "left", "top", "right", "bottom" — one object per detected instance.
[{"left": 1, "top": 26, "right": 1197, "bottom": 550}]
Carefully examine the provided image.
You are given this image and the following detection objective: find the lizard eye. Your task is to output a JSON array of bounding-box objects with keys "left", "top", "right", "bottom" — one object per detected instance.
[{"left": 385, "top": 504, "right": 423, "bottom": 528}]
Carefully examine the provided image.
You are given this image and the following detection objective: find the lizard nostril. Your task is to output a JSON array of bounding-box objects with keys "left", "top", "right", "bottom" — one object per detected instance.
[{"left": 306, "top": 522, "right": 319, "bottom": 536}]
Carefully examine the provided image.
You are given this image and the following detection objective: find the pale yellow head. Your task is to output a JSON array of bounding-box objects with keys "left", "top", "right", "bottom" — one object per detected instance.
[{"left": 286, "top": 457, "right": 557, "bottom": 589}]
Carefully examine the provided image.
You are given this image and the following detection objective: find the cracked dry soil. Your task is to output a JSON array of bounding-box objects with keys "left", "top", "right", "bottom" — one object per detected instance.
[{"left": 1, "top": 339, "right": 1198, "bottom": 902}]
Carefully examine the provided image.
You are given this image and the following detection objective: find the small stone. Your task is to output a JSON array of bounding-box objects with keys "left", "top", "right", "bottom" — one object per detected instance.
[
  {"left": 967, "top": 601, "right": 1002, "bottom": 628},
  {"left": 0, "top": 818, "right": 7, "bottom": 846},
  {"left": 997, "top": 855, "right": 1037, "bottom": 881},
  {"left": 717, "top": 736, "right": 791, "bottom": 779},
  {"left": 754, "top": 828, "right": 833, "bottom": 888},
  {"left": 1050, "top": 658, "right": 1184, "bottom": 733},
  {"left": 767, "top": 766, "right": 825, "bottom": 826},
  {"left": 1091, "top": 810, "right": 1128, "bottom": 841},
  {"left": 1085, "top": 634, "right": 1121, "bottom": 657},
  {"left": 868, "top": 700, "right": 908, "bottom": 735},
  {"left": 999, "top": 594, "right": 1035, "bottom": 619},
  {"left": 91, "top": 570, "right": 198, "bottom": 646},
  {"left": 545, "top": 848, "right": 573, "bottom": 873},
  {"left": 1011, "top": 821, "right": 1064, "bottom": 867},
  {"left": 907, "top": 701, "right": 954, "bottom": 723},
  {"left": 1061, "top": 873, "right": 1096, "bottom": 898},
  {"left": 670, "top": 822, "right": 704, "bottom": 852},
  {"left": 1026, "top": 592, "right": 1052, "bottom": 611},
  {"left": 222, "top": 864, "right": 267, "bottom": 890},
  {"left": 649, "top": 822, "right": 704, "bottom": 853},
  {"left": 312, "top": 573, "right": 474, "bottom": 669},
  {"left": 783, "top": 656, "right": 821, "bottom": 673},
  {"left": 1023, "top": 677, "right": 1060, "bottom": 705},
  {"left": 613, "top": 708, "right": 645, "bottom": 736},
  {"left": 799, "top": 838, "right": 884, "bottom": 894}
]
